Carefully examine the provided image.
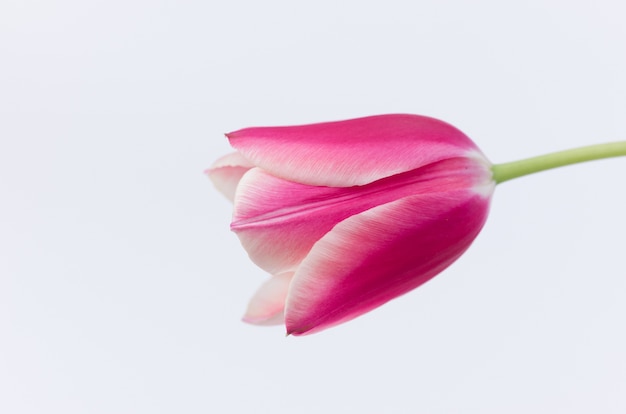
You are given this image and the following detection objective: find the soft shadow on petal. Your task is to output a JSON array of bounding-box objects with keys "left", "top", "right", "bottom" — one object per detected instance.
[
  {"left": 227, "top": 114, "right": 487, "bottom": 187},
  {"left": 285, "top": 190, "right": 493, "bottom": 336},
  {"left": 232, "top": 158, "right": 489, "bottom": 275},
  {"left": 206, "top": 152, "right": 254, "bottom": 202},
  {"left": 243, "top": 272, "right": 293, "bottom": 326}
]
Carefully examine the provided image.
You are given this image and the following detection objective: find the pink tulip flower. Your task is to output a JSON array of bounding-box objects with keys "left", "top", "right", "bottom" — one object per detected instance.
[{"left": 209, "top": 114, "right": 495, "bottom": 335}]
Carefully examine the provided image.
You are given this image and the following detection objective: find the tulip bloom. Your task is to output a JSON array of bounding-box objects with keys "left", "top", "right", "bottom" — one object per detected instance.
[{"left": 209, "top": 114, "right": 495, "bottom": 335}]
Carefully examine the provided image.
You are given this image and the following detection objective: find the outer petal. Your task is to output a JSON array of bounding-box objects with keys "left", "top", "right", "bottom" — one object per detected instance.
[
  {"left": 285, "top": 189, "right": 494, "bottom": 336},
  {"left": 206, "top": 152, "right": 254, "bottom": 201},
  {"left": 227, "top": 114, "right": 486, "bottom": 186},
  {"left": 243, "top": 272, "right": 293, "bottom": 326},
  {"left": 232, "top": 157, "right": 491, "bottom": 276}
]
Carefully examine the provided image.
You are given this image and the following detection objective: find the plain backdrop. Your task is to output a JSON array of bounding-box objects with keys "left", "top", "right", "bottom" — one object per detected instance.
[{"left": 1, "top": 1, "right": 625, "bottom": 413}]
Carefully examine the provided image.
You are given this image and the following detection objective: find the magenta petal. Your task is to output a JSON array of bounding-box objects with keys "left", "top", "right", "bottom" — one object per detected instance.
[
  {"left": 243, "top": 272, "right": 293, "bottom": 326},
  {"left": 227, "top": 114, "right": 485, "bottom": 186},
  {"left": 232, "top": 158, "right": 491, "bottom": 276},
  {"left": 206, "top": 152, "right": 254, "bottom": 201},
  {"left": 284, "top": 189, "right": 493, "bottom": 336}
]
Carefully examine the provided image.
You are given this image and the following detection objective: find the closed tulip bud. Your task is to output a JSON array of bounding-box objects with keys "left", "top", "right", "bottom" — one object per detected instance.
[{"left": 208, "top": 114, "right": 494, "bottom": 335}]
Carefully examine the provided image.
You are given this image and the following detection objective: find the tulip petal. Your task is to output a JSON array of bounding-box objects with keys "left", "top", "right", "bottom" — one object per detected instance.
[
  {"left": 206, "top": 152, "right": 254, "bottom": 201},
  {"left": 227, "top": 114, "right": 485, "bottom": 186},
  {"left": 243, "top": 272, "right": 293, "bottom": 326},
  {"left": 232, "top": 158, "right": 491, "bottom": 276},
  {"left": 284, "top": 189, "right": 493, "bottom": 335}
]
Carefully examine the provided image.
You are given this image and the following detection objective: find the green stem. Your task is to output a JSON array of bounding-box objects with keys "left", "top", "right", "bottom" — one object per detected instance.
[{"left": 491, "top": 141, "right": 626, "bottom": 184}]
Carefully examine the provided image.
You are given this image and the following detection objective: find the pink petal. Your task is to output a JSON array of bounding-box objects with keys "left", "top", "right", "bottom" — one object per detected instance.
[
  {"left": 284, "top": 189, "right": 494, "bottom": 336},
  {"left": 227, "top": 114, "right": 485, "bottom": 186},
  {"left": 243, "top": 272, "right": 293, "bottom": 326},
  {"left": 206, "top": 152, "right": 254, "bottom": 201},
  {"left": 232, "top": 157, "right": 491, "bottom": 276}
]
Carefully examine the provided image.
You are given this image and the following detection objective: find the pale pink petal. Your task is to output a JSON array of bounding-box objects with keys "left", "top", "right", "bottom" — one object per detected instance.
[
  {"left": 243, "top": 272, "right": 293, "bottom": 326},
  {"left": 206, "top": 152, "right": 254, "bottom": 201},
  {"left": 232, "top": 158, "right": 491, "bottom": 275},
  {"left": 227, "top": 114, "right": 487, "bottom": 186},
  {"left": 285, "top": 189, "right": 494, "bottom": 335}
]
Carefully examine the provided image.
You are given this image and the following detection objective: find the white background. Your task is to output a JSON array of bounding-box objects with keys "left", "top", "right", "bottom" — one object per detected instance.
[{"left": 1, "top": 1, "right": 625, "bottom": 413}]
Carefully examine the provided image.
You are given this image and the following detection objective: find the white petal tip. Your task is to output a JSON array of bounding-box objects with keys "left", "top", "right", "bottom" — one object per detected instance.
[{"left": 242, "top": 312, "right": 284, "bottom": 326}]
